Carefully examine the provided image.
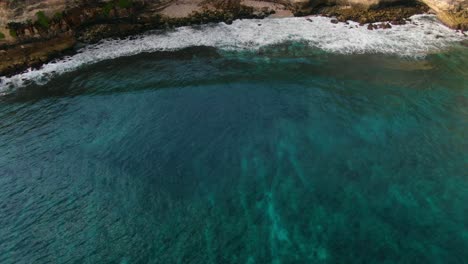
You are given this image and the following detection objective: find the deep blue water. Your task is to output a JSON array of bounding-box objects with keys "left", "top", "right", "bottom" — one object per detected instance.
[{"left": 0, "top": 45, "right": 467, "bottom": 263}]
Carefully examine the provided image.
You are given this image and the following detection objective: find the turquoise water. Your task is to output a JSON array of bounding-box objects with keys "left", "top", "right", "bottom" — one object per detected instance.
[{"left": 0, "top": 44, "right": 467, "bottom": 263}]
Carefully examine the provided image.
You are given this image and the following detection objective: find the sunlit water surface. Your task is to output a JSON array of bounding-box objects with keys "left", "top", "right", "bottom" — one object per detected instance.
[{"left": 0, "top": 43, "right": 467, "bottom": 263}]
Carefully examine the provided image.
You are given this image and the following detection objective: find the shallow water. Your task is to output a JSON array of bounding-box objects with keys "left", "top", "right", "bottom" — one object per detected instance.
[{"left": 0, "top": 33, "right": 467, "bottom": 263}]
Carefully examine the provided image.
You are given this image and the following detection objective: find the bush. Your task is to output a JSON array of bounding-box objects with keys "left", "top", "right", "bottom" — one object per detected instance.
[
  {"left": 102, "top": 0, "right": 133, "bottom": 16},
  {"left": 53, "top": 12, "right": 63, "bottom": 21},
  {"left": 0, "top": 32, "right": 5, "bottom": 39},
  {"left": 117, "top": 0, "right": 132, "bottom": 8},
  {"left": 102, "top": 2, "right": 114, "bottom": 16},
  {"left": 9, "top": 29, "right": 17, "bottom": 38},
  {"left": 36, "top": 11, "right": 50, "bottom": 28}
]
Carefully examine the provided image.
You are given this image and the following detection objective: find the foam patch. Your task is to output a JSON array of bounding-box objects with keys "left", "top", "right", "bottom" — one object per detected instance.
[{"left": 0, "top": 15, "right": 465, "bottom": 91}]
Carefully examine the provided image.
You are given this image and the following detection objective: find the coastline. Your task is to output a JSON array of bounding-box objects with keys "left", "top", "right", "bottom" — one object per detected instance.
[
  {"left": 0, "top": 0, "right": 465, "bottom": 77},
  {"left": 1, "top": 13, "right": 466, "bottom": 91}
]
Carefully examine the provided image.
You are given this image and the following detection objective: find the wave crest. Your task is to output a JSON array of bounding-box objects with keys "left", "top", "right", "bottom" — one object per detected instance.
[{"left": 0, "top": 14, "right": 465, "bottom": 91}]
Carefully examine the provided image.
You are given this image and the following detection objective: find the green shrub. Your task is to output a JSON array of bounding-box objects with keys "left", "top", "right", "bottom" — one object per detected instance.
[
  {"left": 36, "top": 11, "right": 50, "bottom": 28},
  {"left": 0, "top": 32, "right": 5, "bottom": 39},
  {"left": 102, "top": 2, "right": 114, "bottom": 16},
  {"left": 102, "top": 0, "right": 133, "bottom": 16},
  {"left": 117, "top": 0, "right": 132, "bottom": 8},
  {"left": 9, "top": 29, "right": 17, "bottom": 38},
  {"left": 53, "top": 12, "right": 63, "bottom": 21}
]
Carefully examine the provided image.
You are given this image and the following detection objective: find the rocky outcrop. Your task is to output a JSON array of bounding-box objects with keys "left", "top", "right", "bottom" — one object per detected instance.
[
  {"left": 308, "top": 0, "right": 429, "bottom": 24},
  {"left": 0, "top": 0, "right": 284, "bottom": 44},
  {"left": 0, "top": 0, "right": 283, "bottom": 75},
  {"left": 299, "top": 0, "right": 466, "bottom": 29},
  {"left": 0, "top": 0, "right": 466, "bottom": 76},
  {"left": 423, "top": 0, "right": 467, "bottom": 29}
]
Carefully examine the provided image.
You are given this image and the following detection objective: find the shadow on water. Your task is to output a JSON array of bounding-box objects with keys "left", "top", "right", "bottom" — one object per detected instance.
[
  {"left": 0, "top": 46, "right": 222, "bottom": 102},
  {"left": 2, "top": 42, "right": 466, "bottom": 104}
]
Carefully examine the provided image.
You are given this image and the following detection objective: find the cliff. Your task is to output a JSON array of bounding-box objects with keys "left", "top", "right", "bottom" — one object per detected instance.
[
  {"left": 423, "top": 0, "right": 467, "bottom": 29},
  {"left": 0, "top": 0, "right": 466, "bottom": 76}
]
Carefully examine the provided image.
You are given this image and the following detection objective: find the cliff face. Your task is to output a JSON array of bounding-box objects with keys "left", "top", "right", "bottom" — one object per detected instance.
[
  {"left": 423, "top": 0, "right": 467, "bottom": 29},
  {"left": 321, "top": 0, "right": 466, "bottom": 29}
]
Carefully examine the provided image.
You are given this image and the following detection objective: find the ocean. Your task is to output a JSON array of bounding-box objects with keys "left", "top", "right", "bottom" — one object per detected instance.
[{"left": 0, "top": 15, "right": 467, "bottom": 263}]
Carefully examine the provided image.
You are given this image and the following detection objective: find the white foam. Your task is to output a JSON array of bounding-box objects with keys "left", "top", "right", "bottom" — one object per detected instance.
[{"left": 0, "top": 14, "right": 465, "bottom": 91}]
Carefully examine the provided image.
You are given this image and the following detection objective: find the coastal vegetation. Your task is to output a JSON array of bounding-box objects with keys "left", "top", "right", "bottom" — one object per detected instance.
[
  {"left": 9, "top": 28, "right": 17, "bottom": 38},
  {"left": 103, "top": 0, "right": 134, "bottom": 16},
  {"left": 36, "top": 11, "right": 50, "bottom": 28}
]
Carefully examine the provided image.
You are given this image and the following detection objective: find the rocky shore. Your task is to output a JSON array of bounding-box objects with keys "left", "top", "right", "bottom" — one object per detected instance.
[{"left": 0, "top": 0, "right": 466, "bottom": 77}]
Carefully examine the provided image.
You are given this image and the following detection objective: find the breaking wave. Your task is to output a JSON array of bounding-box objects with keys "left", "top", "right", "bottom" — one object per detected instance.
[{"left": 0, "top": 14, "right": 465, "bottom": 91}]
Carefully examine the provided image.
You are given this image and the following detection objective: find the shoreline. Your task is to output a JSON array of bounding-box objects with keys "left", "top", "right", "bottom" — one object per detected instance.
[
  {"left": 0, "top": 0, "right": 465, "bottom": 77},
  {"left": 1, "top": 13, "right": 466, "bottom": 90}
]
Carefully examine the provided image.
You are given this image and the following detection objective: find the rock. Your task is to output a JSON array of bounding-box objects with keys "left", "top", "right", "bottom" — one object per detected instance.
[
  {"left": 390, "top": 20, "right": 406, "bottom": 25},
  {"left": 358, "top": 17, "right": 368, "bottom": 24},
  {"left": 367, "top": 23, "right": 374, "bottom": 30},
  {"left": 376, "top": 23, "right": 392, "bottom": 29},
  {"left": 331, "top": 19, "right": 339, "bottom": 24},
  {"left": 252, "top": 11, "right": 266, "bottom": 19},
  {"left": 422, "top": 0, "right": 467, "bottom": 30}
]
